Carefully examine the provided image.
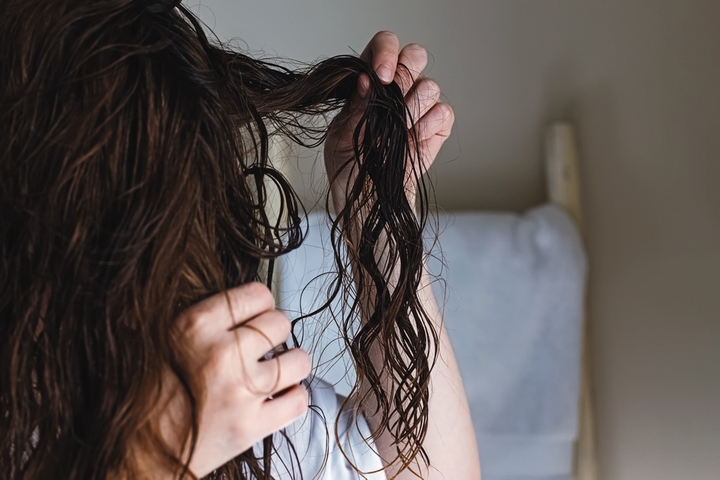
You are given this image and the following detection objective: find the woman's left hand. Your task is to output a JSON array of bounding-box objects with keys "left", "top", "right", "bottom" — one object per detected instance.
[{"left": 324, "top": 31, "right": 455, "bottom": 211}]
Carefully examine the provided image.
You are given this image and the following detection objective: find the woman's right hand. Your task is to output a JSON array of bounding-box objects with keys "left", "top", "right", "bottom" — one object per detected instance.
[
  {"left": 136, "top": 282, "right": 311, "bottom": 478},
  {"left": 324, "top": 31, "right": 454, "bottom": 214}
]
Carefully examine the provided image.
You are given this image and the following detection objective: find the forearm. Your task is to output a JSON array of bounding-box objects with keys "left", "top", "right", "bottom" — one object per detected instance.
[
  {"left": 363, "top": 266, "right": 480, "bottom": 480},
  {"left": 332, "top": 189, "right": 480, "bottom": 479}
]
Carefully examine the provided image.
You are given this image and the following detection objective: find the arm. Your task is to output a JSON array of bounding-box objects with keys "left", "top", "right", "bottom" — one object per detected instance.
[
  {"left": 325, "top": 31, "right": 481, "bottom": 480},
  {"left": 392, "top": 274, "right": 480, "bottom": 480},
  {"left": 364, "top": 265, "right": 481, "bottom": 480}
]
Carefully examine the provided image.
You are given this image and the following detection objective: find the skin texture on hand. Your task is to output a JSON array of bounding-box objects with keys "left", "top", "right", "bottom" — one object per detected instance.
[
  {"left": 135, "top": 283, "right": 311, "bottom": 478},
  {"left": 324, "top": 31, "right": 455, "bottom": 213}
]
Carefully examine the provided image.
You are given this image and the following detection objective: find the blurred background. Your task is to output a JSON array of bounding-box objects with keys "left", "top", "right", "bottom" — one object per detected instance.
[{"left": 187, "top": 1, "right": 720, "bottom": 479}]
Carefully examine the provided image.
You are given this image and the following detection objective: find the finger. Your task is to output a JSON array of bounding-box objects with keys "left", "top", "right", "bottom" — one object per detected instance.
[
  {"left": 360, "top": 31, "right": 400, "bottom": 84},
  {"left": 236, "top": 310, "right": 292, "bottom": 360},
  {"left": 344, "top": 73, "right": 371, "bottom": 119},
  {"left": 405, "top": 77, "right": 441, "bottom": 130},
  {"left": 356, "top": 72, "right": 371, "bottom": 100},
  {"left": 260, "top": 383, "right": 309, "bottom": 433},
  {"left": 395, "top": 43, "right": 428, "bottom": 96},
  {"left": 254, "top": 348, "right": 311, "bottom": 397},
  {"left": 181, "top": 282, "right": 276, "bottom": 349},
  {"left": 417, "top": 103, "right": 455, "bottom": 170},
  {"left": 416, "top": 103, "right": 455, "bottom": 143}
]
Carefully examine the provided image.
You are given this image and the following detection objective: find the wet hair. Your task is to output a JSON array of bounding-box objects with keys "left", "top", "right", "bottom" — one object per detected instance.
[{"left": 0, "top": 0, "right": 437, "bottom": 479}]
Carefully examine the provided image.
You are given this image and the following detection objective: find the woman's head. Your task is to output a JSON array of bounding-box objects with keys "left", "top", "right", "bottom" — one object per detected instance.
[{"left": 0, "top": 1, "right": 436, "bottom": 478}]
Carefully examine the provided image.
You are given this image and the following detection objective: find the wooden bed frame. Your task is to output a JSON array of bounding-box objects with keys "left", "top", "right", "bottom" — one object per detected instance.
[{"left": 545, "top": 122, "right": 600, "bottom": 480}]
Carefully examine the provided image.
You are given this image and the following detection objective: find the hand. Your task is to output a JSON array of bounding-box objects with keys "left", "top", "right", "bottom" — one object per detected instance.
[
  {"left": 134, "top": 283, "right": 311, "bottom": 478},
  {"left": 324, "top": 31, "right": 455, "bottom": 211}
]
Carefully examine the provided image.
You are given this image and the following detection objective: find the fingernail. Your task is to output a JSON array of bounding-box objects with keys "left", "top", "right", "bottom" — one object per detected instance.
[{"left": 378, "top": 65, "right": 393, "bottom": 83}]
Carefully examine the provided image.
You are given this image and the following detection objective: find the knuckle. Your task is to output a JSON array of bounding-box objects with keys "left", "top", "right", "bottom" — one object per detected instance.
[
  {"left": 374, "top": 31, "right": 399, "bottom": 58},
  {"left": 407, "top": 43, "right": 427, "bottom": 58},
  {"left": 238, "top": 324, "right": 268, "bottom": 354},
  {"left": 177, "top": 308, "right": 211, "bottom": 342},
  {"left": 269, "top": 310, "right": 292, "bottom": 340},
  {"left": 442, "top": 104, "right": 455, "bottom": 121},
  {"left": 177, "top": 308, "right": 200, "bottom": 331},
  {"left": 243, "top": 281, "right": 274, "bottom": 309},
  {"left": 295, "top": 349, "right": 312, "bottom": 378},
  {"left": 204, "top": 342, "right": 231, "bottom": 379},
  {"left": 377, "top": 30, "right": 398, "bottom": 41},
  {"left": 421, "top": 79, "right": 441, "bottom": 98},
  {"left": 291, "top": 386, "right": 310, "bottom": 418},
  {"left": 396, "top": 65, "right": 414, "bottom": 84}
]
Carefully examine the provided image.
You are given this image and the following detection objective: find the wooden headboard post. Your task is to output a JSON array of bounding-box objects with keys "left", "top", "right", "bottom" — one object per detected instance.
[{"left": 545, "top": 122, "right": 600, "bottom": 480}]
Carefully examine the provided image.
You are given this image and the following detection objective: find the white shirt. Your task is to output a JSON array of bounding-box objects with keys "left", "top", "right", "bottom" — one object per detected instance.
[{"left": 258, "top": 378, "right": 387, "bottom": 480}]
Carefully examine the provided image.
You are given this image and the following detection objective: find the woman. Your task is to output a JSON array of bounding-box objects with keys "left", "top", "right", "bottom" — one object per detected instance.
[{"left": 0, "top": 0, "right": 480, "bottom": 478}]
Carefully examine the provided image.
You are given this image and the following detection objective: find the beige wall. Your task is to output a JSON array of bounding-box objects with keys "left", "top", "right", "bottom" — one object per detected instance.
[{"left": 191, "top": 1, "right": 720, "bottom": 479}]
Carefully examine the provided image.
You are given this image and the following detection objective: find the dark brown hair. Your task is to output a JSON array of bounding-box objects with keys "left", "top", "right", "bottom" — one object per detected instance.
[{"left": 0, "top": 0, "right": 437, "bottom": 478}]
